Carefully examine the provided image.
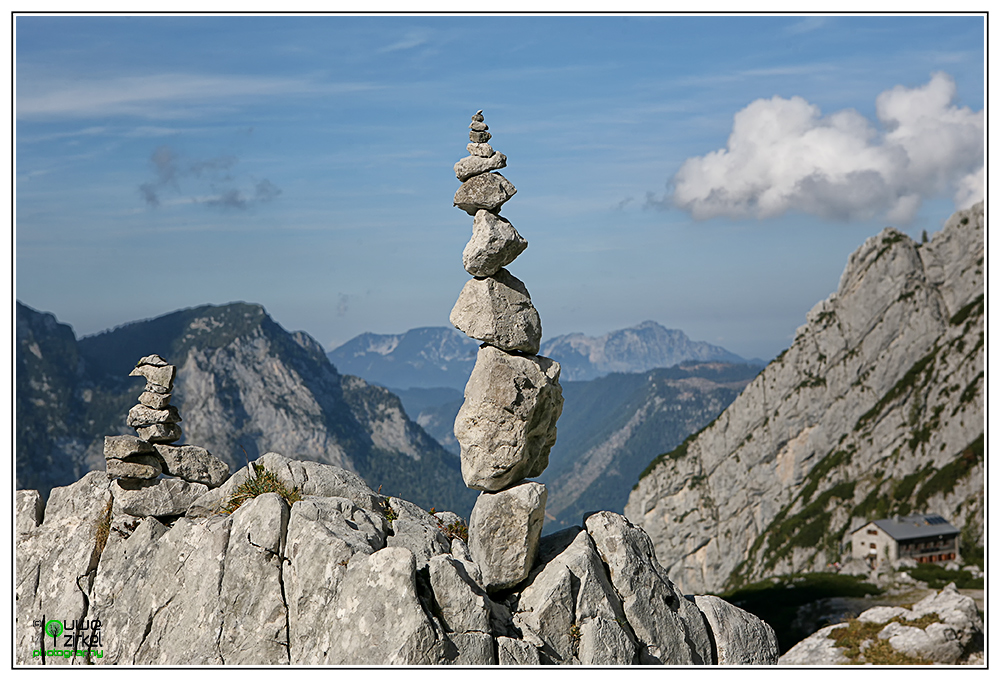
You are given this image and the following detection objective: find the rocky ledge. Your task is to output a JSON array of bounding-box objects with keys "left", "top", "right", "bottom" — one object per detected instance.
[{"left": 16, "top": 452, "right": 776, "bottom": 666}]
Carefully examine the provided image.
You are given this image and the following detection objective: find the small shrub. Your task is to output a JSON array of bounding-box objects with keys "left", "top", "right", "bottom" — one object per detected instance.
[
  {"left": 220, "top": 463, "right": 303, "bottom": 514},
  {"left": 443, "top": 520, "right": 468, "bottom": 542}
]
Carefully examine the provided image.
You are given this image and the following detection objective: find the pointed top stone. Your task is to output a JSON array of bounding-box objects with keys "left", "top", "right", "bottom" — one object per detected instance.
[
  {"left": 136, "top": 354, "right": 169, "bottom": 367},
  {"left": 472, "top": 110, "right": 484, "bottom": 122}
]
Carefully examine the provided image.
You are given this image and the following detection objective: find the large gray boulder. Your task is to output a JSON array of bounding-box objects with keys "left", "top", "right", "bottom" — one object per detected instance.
[
  {"left": 153, "top": 443, "right": 230, "bottom": 488},
  {"left": 324, "top": 547, "right": 449, "bottom": 664},
  {"left": 468, "top": 482, "right": 547, "bottom": 592},
  {"left": 16, "top": 471, "right": 112, "bottom": 665},
  {"left": 463, "top": 210, "right": 529, "bottom": 277},
  {"left": 585, "top": 511, "right": 713, "bottom": 664},
  {"left": 455, "top": 345, "right": 563, "bottom": 491},
  {"left": 454, "top": 172, "right": 516, "bottom": 215},
  {"left": 514, "top": 527, "right": 637, "bottom": 664},
  {"left": 450, "top": 268, "right": 541, "bottom": 354},
  {"left": 692, "top": 595, "right": 779, "bottom": 664},
  {"left": 386, "top": 496, "right": 452, "bottom": 569},
  {"left": 112, "top": 478, "right": 209, "bottom": 517}
]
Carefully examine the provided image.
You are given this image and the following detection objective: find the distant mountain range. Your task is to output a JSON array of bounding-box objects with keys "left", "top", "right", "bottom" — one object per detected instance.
[
  {"left": 16, "top": 302, "right": 476, "bottom": 516},
  {"left": 328, "top": 321, "right": 756, "bottom": 391}
]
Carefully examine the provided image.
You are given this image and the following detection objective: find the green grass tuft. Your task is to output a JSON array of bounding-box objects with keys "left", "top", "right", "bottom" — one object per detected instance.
[{"left": 221, "top": 463, "right": 303, "bottom": 514}]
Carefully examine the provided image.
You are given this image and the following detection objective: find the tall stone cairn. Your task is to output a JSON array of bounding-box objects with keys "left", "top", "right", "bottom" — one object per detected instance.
[
  {"left": 450, "top": 111, "right": 564, "bottom": 591},
  {"left": 103, "top": 354, "right": 230, "bottom": 517}
]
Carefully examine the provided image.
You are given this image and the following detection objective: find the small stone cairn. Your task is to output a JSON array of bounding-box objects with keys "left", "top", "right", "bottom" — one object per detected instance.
[
  {"left": 102, "top": 354, "right": 230, "bottom": 517},
  {"left": 450, "top": 111, "right": 564, "bottom": 592}
]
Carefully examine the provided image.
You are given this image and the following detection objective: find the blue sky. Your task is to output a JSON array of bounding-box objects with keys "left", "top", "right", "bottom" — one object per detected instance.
[{"left": 15, "top": 14, "right": 985, "bottom": 361}]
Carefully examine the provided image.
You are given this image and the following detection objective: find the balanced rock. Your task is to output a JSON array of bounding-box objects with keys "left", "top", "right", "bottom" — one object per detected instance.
[
  {"left": 138, "top": 390, "right": 171, "bottom": 409},
  {"left": 468, "top": 481, "right": 547, "bottom": 591},
  {"left": 127, "top": 403, "right": 181, "bottom": 427},
  {"left": 106, "top": 455, "right": 163, "bottom": 480},
  {"left": 104, "top": 434, "right": 156, "bottom": 460},
  {"left": 467, "top": 142, "right": 495, "bottom": 158},
  {"left": 154, "top": 444, "right": 231, "bottom": 488},
  {"left": 454, "top": 172, "right": 516, "bottom": 215},
  {"left": 463, "top": 210, "right": 528, "bottom": 277},
  {"left": 129, "top": 362, "right": 175, "bottom": 393},
  {"left": 450, "top": 268, "right": 541, "bottom": 354},
  {"left": 456, "top": 345, "right": 562, "bottom": 491},
  {"left": 136, "top": 423, "right": 182, "bottom": 443},
  {"left": 469, "top": 129, "right": 492, "bottom": 144},
  {"left": 455, "top": 152, "right": 507, "bottom": 182}
]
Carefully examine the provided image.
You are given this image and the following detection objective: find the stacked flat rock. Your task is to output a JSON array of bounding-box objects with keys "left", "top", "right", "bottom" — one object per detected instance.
[
  {"left": 103, "top": 355, "right": 230, "bottom": 516},
  {"left": 450, "top": 111, "right": 564, "bottom": 592}
]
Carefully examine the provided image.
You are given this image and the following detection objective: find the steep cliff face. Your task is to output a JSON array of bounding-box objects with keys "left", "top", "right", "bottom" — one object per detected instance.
[
  {"left": 16, "top": 302, "right": 475, "bottom": 516},
  {"left": 625, "top": 203, "right": 984, "bottom": 595}
]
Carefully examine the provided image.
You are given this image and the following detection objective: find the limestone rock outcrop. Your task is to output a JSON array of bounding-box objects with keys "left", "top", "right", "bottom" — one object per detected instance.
[
  {"left": 779, "top": 584, "right": 983, "bottom": 665},
  {"left": 626, "top": 202, "right": 984, "bottom": 594},
  {"left": 16, "top": 454, "right": 777, "bottom": 665}
]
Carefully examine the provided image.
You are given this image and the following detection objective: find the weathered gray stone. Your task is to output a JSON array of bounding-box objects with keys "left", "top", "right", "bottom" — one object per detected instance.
[
  {"left": 386, "top": 496, "right": 452, "bottom": 569},
  {"left": 693, "top": 594, "right": 779, "bottom": 664},
  {"left": 454, "top": 172, "right": 516, "bottom": 215},
  {"left": 467, "top": 142, "right": 495, "bottom": 157},
  {"left": 579, "top": 618, "right": 637, "bottom": 665},
  {"left": 255, "top": 452, "right": 384, "bottom": 513},
  {"left": 90, "top": 514, "right": 233, "bottom": 664},
  {"left": 469, "top": 129, "right": 492, "bottom": 144},
  {"left": 137, "top": 354, "right": 169, "bottom": 367},
  {"left": 218, "top": 493, "right": 290, "bottom": 664},
  {"left": 515, "top": 527, "right": 636, "bottom": 664},
  {"left": 447, "top": 632, "right": 496, "bottom": 665},
  {"left": 285, "top": 496, "right": 386, "bottom": 663},
  {"left": 106, "top": 454, "right": 162, "bottom": 480},
  {"left": 470, "top": 121, "right": 488, "bottom": 132},
  {"left": 428, "top": 554, "right": 491, "bottom": 634},
  {"left": 138, "top": 390, "right": 171, "bottom": 409},
  {"left": 450, "top": 269, "right": 541, "bottom": 353},
  {"left": 16, "top": 471, "right": 112, "bottom": 665},
  {"left": 777, "top": 624, "right": 851, "bottom": 665},
  {"left": 463, "top": 210, "right": 528, "bottom": 277},
  {"left": 15, "top": 489, "right": 44, "bottom": 536},
  {"left": 112, "top": 478, "right": 209, "bottom": 517},
  {"left": 497, "top": 636, "right": 541, "bottom": 665},
  {"left": 135, "top": 423, "right": 182, "bottom": 443},
  {"left": 127, "top": 404, "right": 181, "bottom": 427},
  {"left": 585, "top": 511, "right": 713, "bottom": 664},
  {"left": 471, "top": 110, "right": 484, "bottom": 123},
  {"left": 129, "top": 363, "right": 175, "bottom": 391},
  {"left": 468, "top": 482, "right": 547, "bottom": 591},
  {"left": 455, "top": 345, "right": 563, "bottom": 491},
  {"left": 153, "top": 443, "right": 230, "bottom": 488},
  {"left": 103, "top": 434, "right": 155, "bottom": 460},
  {"left": 455, "top": 152, "right": 507, "bottom": 181},
  {"left": 325, "top": 547, "right": 448, "bottom": 664}
]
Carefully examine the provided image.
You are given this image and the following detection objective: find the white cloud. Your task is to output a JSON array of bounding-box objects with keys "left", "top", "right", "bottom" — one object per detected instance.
[{"left": 671, "top": 72, "right": 983, "bottom": 223}]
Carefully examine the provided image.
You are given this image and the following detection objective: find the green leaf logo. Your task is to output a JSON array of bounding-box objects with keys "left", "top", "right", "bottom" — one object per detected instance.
[{"left": 45, "top": 619, "right": 63, "bottom": 642}]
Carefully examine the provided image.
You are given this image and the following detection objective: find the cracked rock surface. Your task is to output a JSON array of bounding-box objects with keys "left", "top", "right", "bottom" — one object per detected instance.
[{"left": 16, "top": 453, "right": 777, "bottom": 665}]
